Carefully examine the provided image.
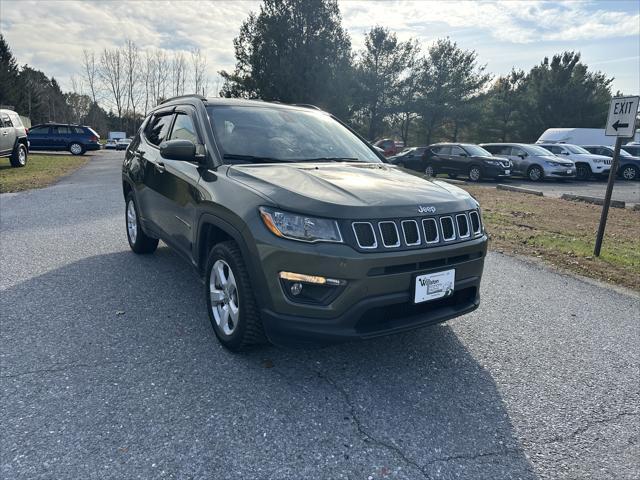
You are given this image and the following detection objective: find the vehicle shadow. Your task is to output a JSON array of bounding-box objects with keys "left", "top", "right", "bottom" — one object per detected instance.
[{"left": 1, "top": 248, "right": 537, "bottom": 479}]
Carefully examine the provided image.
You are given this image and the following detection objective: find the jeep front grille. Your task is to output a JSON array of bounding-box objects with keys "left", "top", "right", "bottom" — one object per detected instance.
[
  {"left": 352, "top": 222, "right": 377, "bottom": 248},
  {"left": 350, "top": 210, "right": 482, "bottom": 251}
]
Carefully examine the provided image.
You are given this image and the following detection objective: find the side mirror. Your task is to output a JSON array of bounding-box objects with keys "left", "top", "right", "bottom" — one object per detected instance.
[
  {"left": 519, "top": 154, "right": 526, "bottom": 159},
  {"left": 459, "top": 152, "right": 468, "bottom": 157},
  {"left": 159, "top": 139, "right": 196, "bottom": 161}
]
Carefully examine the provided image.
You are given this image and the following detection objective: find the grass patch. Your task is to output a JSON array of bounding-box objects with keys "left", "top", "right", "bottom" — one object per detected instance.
[
  {"left": 465, "top": 185, "right": 640, "bottom": 291},
  {"left": 0, "top": 154, "right": 88, "bottom": 193}
]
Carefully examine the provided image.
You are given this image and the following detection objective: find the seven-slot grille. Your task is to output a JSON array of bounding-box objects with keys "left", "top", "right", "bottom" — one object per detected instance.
[{"left": 351, "top": 210, "right": 482, "bottom": 251}]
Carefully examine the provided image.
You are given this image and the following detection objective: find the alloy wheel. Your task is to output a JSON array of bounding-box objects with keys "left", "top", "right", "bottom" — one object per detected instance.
[
  {"left": 622, "top": 166, "right": 637, "bottom": 180},
  {"left": 126, "top": 200, "right": 137, "bottom": 243},
  {"left": 424, "top": 165, "right": 434, "bottom": 177},
  {"left": 469, "top": 167, "right": 481, "bottom": 181},
  {"left": 529, "top": 166, "right": 542, "bottom": 181},
  {"left": 18, "top": 147, "right": 26, "bottom": 166},
  {"left": 209, "top": 260, "right": 239, "bottom": 336},
  {"left": 70, "top": 143, "right": 82, "bottom": 155}
]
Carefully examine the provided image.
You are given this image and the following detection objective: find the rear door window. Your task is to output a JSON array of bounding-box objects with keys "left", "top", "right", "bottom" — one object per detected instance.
[{"left": 55, "top": 126, "right": 72, "bottom": 135}]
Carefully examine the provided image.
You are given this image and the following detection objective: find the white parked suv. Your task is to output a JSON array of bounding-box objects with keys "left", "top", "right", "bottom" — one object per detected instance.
[{"left": 536, "top": 143, "right": 611, "bottom": 180}]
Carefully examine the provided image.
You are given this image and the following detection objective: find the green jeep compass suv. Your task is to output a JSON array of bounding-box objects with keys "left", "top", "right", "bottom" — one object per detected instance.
[{"left": 122, "top": 95, "right": 487, "bottom": 351}]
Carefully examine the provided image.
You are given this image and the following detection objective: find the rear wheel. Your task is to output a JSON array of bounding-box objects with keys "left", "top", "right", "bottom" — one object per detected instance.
[
  {"left": 125, "top": 193, "right": 158, "bottom": 254},
  {"left": 424, "top": 164, "right": 435, "bottom": 177},
  {"left": 621, "top": 165, "right": 638, "bottom": 181},
  {"left": 69, "top": 142, "right": 85, "bottom": 155},
  {"left": 468, "top": 166, "right": 482, "bottom": 182},
  {"left": 575, "top": 163, "right": 591, "bottom": 181},
  {"left": 10, "top": 144, "right": 27, "bottom": 168},
  {"left": 205, "top": 241, "right": 266, "bottom": 351},
  {"left": 527, "top": 165, "right": 543, "bottom": 182}
]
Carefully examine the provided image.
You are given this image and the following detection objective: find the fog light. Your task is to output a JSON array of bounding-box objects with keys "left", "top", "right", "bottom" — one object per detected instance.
[{"left": 290, "top": 282, "right": 303, "bottom": 296}]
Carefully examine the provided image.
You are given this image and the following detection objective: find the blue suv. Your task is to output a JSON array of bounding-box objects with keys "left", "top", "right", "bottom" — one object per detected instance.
[{"left": 27, "top": 123, "right": 101, "bottom": 155}]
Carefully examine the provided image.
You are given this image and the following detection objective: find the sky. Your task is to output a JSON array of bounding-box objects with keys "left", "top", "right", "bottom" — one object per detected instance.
[{"left": 1, "top": 0, "right": 639, "bottom": 97}]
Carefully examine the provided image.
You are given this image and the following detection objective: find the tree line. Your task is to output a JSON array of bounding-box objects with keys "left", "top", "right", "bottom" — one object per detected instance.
[
  {"left": 0, "top": 34, "right": 211, "bottom": 136},
  {"left": 1, "top": 0, "right": 618, "bottom": 143},
  {"left": 220, "top": 0, "right": 616, "bottom": 145}
]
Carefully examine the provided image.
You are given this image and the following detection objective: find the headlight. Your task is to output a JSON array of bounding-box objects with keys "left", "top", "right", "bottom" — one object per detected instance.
[
  {"left": 592, "top": 158, "right": 604, "bottom": 164},
  {"left": 259, "top": 207, "right": 343, "bottom": 243},
  {"left": 545, "top": 161, "right": 559, "bottom": 166},
  {"left": 484, "top": 160, "right": 501, "bottom": 166}
]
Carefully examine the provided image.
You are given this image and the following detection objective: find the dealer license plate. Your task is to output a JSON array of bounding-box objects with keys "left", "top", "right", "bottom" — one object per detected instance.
[
  {"left": 414, "top": 269, "right": 455, "bottom": 304},
  {"left": 505, "top": 169, "right": 510, "bottom": 175}
]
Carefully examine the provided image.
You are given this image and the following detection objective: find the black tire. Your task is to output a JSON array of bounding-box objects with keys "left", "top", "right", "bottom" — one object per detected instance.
[
  {"left": 575, "top": 163, "right": 591, "bottom": 181},
  {"left": 125, "top": 193, "right": 158, "bottom": 254},
  {"left": 10, "top": 143, "right": 27, "bottom": 168},
  {"left": 69, "top": 142, "right": 85, "bottom": 155},
  {"left": 424, "top": 164, "right": 436, "bottom": 177},
  {"left": 448, "top": 173, "right": 458, "bottom": 179},
  {"left": 205, "top": 241, "right": 266, "bottom": 351},
  {"left": 527, "top": 165, "right": 544, "bottom": 182},
  {"left": 468, "top": 165, "right": 482, "bottom": 182},
  {"left": 620, "top": 165, "right": 638, "bottom": 181}
]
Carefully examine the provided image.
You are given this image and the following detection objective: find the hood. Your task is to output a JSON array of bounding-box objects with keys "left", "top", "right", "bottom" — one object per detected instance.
[
  {"left": 227, "top": 162, "right": 476, "bottom": 219},
  {"left": 542, "top": 155, "right": 573, "bottom": 165},
  {"left": 575, "top": 153, "right": 610, "bottom": 161}
]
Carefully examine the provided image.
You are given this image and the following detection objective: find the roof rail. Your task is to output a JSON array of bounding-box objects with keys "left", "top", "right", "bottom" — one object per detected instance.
[
  {"left": 160, "top": 94, "right": 207, "bottom": 105},
  {"left": 292, "top": 103, "right": 322, "bottom": 111}
]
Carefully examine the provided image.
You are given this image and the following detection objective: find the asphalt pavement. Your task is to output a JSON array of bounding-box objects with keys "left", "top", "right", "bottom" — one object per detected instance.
[{"left": 1, "top": 150, "right": 639, "bottom": 479}]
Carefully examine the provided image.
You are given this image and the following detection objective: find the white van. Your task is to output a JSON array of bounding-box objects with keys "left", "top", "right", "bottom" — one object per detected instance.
[{"left": 536, "top": 128, "right": 640, "bottom": 146}]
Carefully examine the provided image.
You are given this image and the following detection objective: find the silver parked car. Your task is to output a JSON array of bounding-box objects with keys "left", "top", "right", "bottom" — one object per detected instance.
[{"left": 481, "top": 143, "right": 576, "bottom": 181}]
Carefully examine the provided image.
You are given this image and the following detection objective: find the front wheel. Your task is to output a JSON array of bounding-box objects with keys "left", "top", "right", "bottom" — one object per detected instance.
[
  {"left": 205, "top": 241, "right": 266, "bottom": 351},
  {"left": 620, "top": 165, "right": 638, "bottom": 181},
  {"left": 527, "top": 165, "right": 543, "bottom": 182},
  {"left": 125, "top": 193, "right": 158, "bottom": 254},
  {"left": 69, "top": 142, "right": 85, "bottom": 155},
  {"left": 10, "top": 144, "right": 27, "bottom": 167},
  {"left": 468, "top": 166, "right": 482, "bottom": 182},
  {"left": 575, "top": 164, "right": 591, "bottom": 181}
]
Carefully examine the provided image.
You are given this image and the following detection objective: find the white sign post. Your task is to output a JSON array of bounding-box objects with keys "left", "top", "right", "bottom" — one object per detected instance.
[{"left": 595, "top": 96, "right": 639, "bottom": 256}]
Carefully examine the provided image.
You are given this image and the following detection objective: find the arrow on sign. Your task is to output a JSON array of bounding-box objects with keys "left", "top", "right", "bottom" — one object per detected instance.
[{"left": 612, "top": 120, "right": 629, "bottom": 131}]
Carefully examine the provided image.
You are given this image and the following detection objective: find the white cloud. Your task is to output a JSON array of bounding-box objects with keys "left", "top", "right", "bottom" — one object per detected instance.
[{"left": 1, "top": 0, "right": 638, "bottom": 95}]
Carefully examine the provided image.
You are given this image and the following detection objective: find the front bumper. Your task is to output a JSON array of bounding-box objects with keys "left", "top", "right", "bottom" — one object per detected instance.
[
  {"left": 256, "top": 235, "right": 487, "bottom": 346},
  {"left": 544, "top": 165, "right": 576, "bottom": 178},
  {"left": 483, "top": 164, "right": 511, "bottom": 178}
]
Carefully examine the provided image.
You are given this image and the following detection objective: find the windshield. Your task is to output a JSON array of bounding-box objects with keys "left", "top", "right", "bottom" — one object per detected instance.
[
  {"left": 207, "top": 105, "right": 381, "bottom": 164},
  {"left": 462, "top": 144, "right": 492, "bottom": 156},
  {"left": 565, "top": 145, "right": 590, "bottom": 154},
  {"left": 524, "top": 145, "right": 556, "bottom": 156}
]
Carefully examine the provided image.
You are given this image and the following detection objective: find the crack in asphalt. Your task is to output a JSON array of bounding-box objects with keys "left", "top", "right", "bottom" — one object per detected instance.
[
  {"left": 537, "top": 410, "right": 639, "bottom": 446},
  {"left": 314, "top": 369, "right": 434, "bottom": 480}
]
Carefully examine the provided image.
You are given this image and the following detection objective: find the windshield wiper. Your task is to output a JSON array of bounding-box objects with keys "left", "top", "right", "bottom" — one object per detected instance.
[
  {"left": 223, "top": 154, "right": 287, "bottom": 163},
  {"left": 296, "top": 157, "right": 359, "bottom": 163}
]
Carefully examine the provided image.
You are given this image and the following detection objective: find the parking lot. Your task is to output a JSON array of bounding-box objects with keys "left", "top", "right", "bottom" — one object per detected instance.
[
  {"left": 1, "top": 150, "right": 638, "bottom": 479},
  {"left": 478, "top": 178, "right": 640, "bottom": 207}
]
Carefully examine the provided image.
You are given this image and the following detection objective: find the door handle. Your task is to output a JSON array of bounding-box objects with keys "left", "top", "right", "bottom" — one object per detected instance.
[{"left": 155, "top": 161, "right": 166, "bottom": 173}]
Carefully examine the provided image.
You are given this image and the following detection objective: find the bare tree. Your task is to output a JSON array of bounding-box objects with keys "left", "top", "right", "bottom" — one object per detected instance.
[
  {"left": 143, "top": 50, "right": 155, "bottom": 114},
  {"left": 191, "top": 48, "right": 208, "bottom": 96},
  {"left": 81, "top": 49, "right": 99, "bottom": 104},
  {"left": 153, "top": 49, "right": 170, "bottom": 103},
  {"left": 123, "top": 39, "right": 141, "bottom": 131},
  {"left": 99, "top": 47, "right": 126, "bottom": 128},
  {"left": 171, "top": 52, "right": 188, "bottom": 97}
]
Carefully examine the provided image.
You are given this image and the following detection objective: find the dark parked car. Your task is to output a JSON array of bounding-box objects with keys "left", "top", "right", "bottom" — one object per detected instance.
[
  {"left": 0, "top": 109, "right": 29, "bottom": 167},
  {"left": 424, "top": 143, "right": 511, "bottom": 182},
  {"left": 27, "top": 123, "right": 101, "bottom": 155},
  {"left": 123, "top": 96, "right": 487, "bottom": 351},
  {"left": 622, "top": 143, "right": 640, "bottom": 157},
  {"left": 388, "top": 147, "right": 428, "bottom": 169},
  {"left": 582, "top": 145, "right": 640, "bottom": 181}
]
